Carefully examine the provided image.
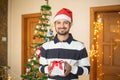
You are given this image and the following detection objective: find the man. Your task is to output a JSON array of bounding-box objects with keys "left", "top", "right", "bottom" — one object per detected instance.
[{"left": 39, "top": 8, "right": 90, "bottom": 80}]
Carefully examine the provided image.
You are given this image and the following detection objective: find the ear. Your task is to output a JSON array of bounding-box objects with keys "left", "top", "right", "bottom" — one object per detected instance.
[{"left": 70, "top": 22, "right": 73, "bottom": 28}]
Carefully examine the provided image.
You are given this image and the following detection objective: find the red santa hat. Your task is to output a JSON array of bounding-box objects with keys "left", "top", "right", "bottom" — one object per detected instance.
[{"left": 53, "top": 8, "right": 73, "bottom": 23}]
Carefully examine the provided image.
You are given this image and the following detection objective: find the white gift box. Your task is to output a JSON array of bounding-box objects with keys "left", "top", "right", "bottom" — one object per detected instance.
[{"left": 50, "top": 61, "right": 65, "bottom": 75}]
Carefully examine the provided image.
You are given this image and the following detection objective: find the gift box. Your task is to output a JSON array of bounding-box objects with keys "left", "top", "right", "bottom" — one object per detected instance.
[{"left": 50, "top": 60, "right": 65, "bottom": 75}]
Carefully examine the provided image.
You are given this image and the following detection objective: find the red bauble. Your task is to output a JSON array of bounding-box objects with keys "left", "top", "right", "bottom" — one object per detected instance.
[
  {"left": 32, "top": 36, "right": 36, "bottom": 39},
  {"left": 46, "top": 20, "right": 49, "bottom": 23},
  {"left": 30, "top": 45, "right": 33, "bottom": 48}
]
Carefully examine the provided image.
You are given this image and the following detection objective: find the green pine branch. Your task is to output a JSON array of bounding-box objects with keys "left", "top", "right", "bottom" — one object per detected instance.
[
  {"left": 41, "top": 5, "right": 51, "bottom": 10},
  {"left": 39, "top": 18, "right": 49, "bottom": 20},
  {"left": 37, "top": 23, "right": 50, "bottom": 26},
  {"left": 35, "top": 28, "right": 47, "bottom": 32}
]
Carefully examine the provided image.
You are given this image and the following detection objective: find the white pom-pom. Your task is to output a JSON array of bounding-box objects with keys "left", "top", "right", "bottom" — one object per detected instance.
[
  {"left": 28, "top": 59, "right": 31, "bottom": 62},
  {"left": 36, "top": 25, "right": 39, "bottom": 29},
  {"left": 26, "top": 68, "right": 31, "bottom": 72},
  {"left": 33, "top": 57, "right": 36, "bottom": 60},
  {"left": 34, "top": 30, "right": 38, "bottom": 34}
]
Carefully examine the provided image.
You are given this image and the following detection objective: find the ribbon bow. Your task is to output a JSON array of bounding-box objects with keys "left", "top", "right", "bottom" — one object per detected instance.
[{"left": 50, "top": 60, "right": 64, "bottom": 71}]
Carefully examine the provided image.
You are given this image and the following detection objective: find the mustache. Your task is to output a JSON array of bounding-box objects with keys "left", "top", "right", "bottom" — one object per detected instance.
[{"left": 58, "top": 27, "right": 67, "bottom": 29}]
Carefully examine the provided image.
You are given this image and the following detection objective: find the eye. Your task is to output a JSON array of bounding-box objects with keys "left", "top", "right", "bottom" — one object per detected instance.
[
  {"left": 56, "top": 21, "right": 61, "bottom": 24},
  {"left": 64, "top": 21, "right": 69, "bottom": 25}
]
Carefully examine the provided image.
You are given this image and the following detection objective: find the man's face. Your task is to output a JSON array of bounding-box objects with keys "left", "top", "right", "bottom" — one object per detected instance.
[{"left": 54, "top": 19, "right": 72, "bottom": 35}]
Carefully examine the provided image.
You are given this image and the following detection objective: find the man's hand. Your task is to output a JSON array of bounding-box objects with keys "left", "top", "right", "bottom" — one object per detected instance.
[{"left": 61, "top": 61, "right": 71, "bottom": 77}]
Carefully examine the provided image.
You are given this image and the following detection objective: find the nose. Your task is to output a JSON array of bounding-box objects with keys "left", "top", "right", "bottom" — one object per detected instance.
[{"left": 60, "top": 23, "right": 65, "bottom": 28}]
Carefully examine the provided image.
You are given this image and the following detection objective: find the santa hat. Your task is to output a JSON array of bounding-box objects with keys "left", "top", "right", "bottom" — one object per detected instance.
[{"left": 53, "top": 8, "right": 73, "bottom": 23}]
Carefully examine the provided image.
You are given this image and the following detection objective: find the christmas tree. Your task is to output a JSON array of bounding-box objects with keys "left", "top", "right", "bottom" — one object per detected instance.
[{"left": 21, "top": 0, "right": 53, "bottom": 80}]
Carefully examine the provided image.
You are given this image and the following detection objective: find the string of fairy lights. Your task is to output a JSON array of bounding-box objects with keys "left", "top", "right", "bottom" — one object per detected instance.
[
  {"left": 90, "top": 15, "right": 104, "bottom": 80},
  {"left": 90, "top": 15, "right": 103, "bottom": 57}
]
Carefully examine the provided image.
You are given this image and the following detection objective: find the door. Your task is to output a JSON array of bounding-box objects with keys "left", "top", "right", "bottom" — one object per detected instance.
[
  {"left": 101, "top": 12, "right": 120, "bottom": 80},
  {"left": 21, "top": 13, "right": 41, "bottom": 74},
  {"left": 90, "top": 5, "right": 120, "bottom": 80}
]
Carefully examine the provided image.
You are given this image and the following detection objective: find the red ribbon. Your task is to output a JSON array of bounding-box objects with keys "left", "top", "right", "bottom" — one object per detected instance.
[{"left": 50, "top": 60, "right": 64, "bottom": 71}]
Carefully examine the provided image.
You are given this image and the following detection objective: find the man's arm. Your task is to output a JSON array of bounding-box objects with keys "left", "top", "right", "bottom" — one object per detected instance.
[
  {"left": 39, "top": 47, "right": 49, "bottom": 74},
  {"left": 71, "top": 48, "right": 90, "bottom": 75}
]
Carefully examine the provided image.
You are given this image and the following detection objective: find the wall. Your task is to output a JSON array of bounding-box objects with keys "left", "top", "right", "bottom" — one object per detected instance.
[{"left": 8, "top": 0, "right": 120, "bottom": 79}]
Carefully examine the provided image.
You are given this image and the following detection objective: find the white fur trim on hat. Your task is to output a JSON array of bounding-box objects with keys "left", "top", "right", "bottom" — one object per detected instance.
[{"left": 53, "top": 14, "right": 71, "bottom": 22}]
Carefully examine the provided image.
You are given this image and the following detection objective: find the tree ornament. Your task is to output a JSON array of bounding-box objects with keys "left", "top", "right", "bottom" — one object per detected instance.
[
  {"left": 26, "top": 67, "right": 31, "bottom": 72},
  {"left": 31, "top": 62, "right": 34, "bottom": 65},
  {"left": 28, "top": 59, "right": 31, "bottom": 62},
  {"left": 36, "top": 48, "right": 41, "bottom": 58},
  {"left": 37, "top": 54, "right": 40, "bottom": 58},
  {"left": 36, "top": 25, "right": 39, "bottom": 29},
  {"left": 50, "top": 29, "right": 53, "bottom": 36},
  {"left": 32, "top": 36, "right": 36, "bottom": 39},
  {"left": 33, "top": 48, "right": 36, "bottom": 51},
  {"left": 41, "top": 26, "right": 44, "bottom": 30},
  {"left": 34, "top": 73, "right": 37, "bottom": 78},
  {"left": 46, "top": 20, "right": 49, "bottom": 23},
  {"left": 33, "top": 57, "right": 36, "bottom": 60},
  {"left": 45, "top": 38, "right": 49, "bottom": 42},
  {"left": 29, "top": 45, "right": 33, "bottom": 48},
  {"left": 34, "top": 30, "right": 38, "bottom": 34}
]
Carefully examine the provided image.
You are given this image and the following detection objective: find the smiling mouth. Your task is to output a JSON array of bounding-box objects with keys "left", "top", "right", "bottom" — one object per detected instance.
[
  {"left": 59, "top": 28, "right": 66, "bottom": 30},
  {"left": 60, "top": 28, "right": 65, "bottom": 30}
]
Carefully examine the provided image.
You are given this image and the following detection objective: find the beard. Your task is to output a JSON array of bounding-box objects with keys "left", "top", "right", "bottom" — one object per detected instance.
[
  {"left": 57, "top": 30, "right": 69, "bottom": 35},
  {"left": 56, "top": 28, "right": 69, "bottom": 35}
]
